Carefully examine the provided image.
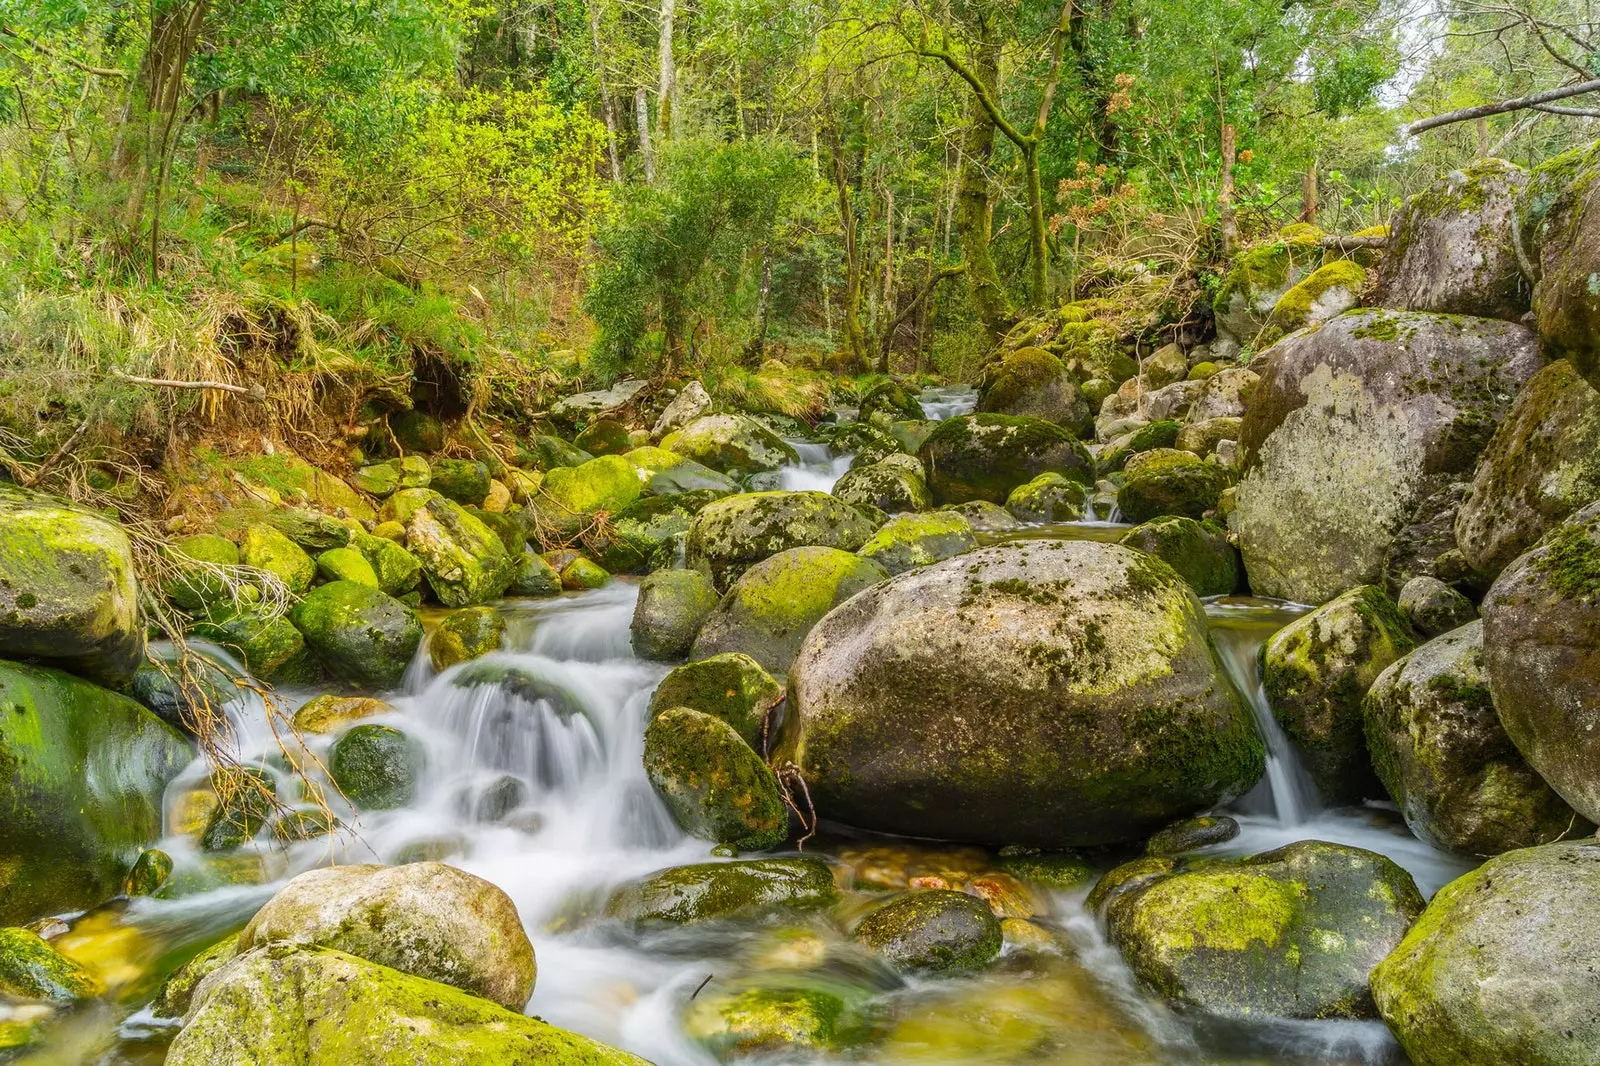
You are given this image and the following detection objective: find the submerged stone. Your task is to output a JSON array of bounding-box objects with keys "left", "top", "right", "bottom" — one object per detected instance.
[
  {"left": 852, "top": 890, "right": 1002, "bottom": 975},
  {"left": 605, "top": 858, "right": 838, "bottom": 925}
]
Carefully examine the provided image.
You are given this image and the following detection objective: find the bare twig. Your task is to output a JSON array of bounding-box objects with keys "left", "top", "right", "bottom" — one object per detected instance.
[
  {"left": 112, "top": 369, "right": 267, "bottom": 402},
  {"left": 1317, "top": 234, "right": 1389, "bottom": 251},
  {"left": 22, "top": 421, "right": 88, "bottom": 487}
]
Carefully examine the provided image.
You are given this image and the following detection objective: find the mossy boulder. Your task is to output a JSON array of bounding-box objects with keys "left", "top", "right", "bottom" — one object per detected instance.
[
  {"left": 329, "top": 724, "right": 423, "bottom": 810},
  {"left": 1144, "top": 814, "right": 1239, "bottom": 856},
  {"left": 378, "top": 487, "right": 442, "bottom": 526},
  {"left": 164, "top": 944, "right": 646, "bottom": 1066},
  {"left": 1095, "top": 840, "right": 1424, "bottom": 1020},
  {"left": 917, "top": 414, "right": 1094, "bottom": 505},
  {"left": 289, "top": 582, "right": 422, "bottom": 689},
  {"left": 430, "top": 606, "right": 505, "bottom": 670},
  {"left": 690, "top": 547, "right": 889, "bottom": 675},
  {"left": 188, "top": 608, "right": 310, "bottom": 682},
  {"left": 405, "top": 497, "right": 515, "bottom": 607},
  {"left": 787, "top": 541, "right": 1263, "bottom": 847},
  {"left": 0, "top": 661, "right": 191, "bottom": 924},
  {"left": 1374, "top": 159, "right": 1528, "bottom": 321},
  {"left": 0, "top": 489, "right": 144, "bottom": 685},
  {"left": 685, "top": 984, "right": 852, "bottom": 1058},
  {"left": 0, "top": 927, "right": 101, "bottom": 1000},
  {"left": 559, "top": 556, "right": 609, "bottom": 590},
  {"left": 574, "top": 418, "right": 632, "bottom": 456},
  {"left": 239, "top": 862, "right": 535, "bottom": 1009},
  {"left": 1481, "top": 505, "right": 1600, "bottom": 824},
  {"left": 292, "top": 694, "right": 394, "bottom": 734},
  {"left": 832, "top": 460, "right": 931, "bottom": 515},
  {"left": 648, "top": 652, "right": 782, "bottom": 749},
  {"left": 520, "top": 433, "right": 591, "bottom": 471},
  {"left": 590, "top": 495, "right": 702, "bottom": 574},
  {"left": 1189, "top": 368, "right": 1259, "bottom": 422},
  {"left": 1370, "top": 840, "right": 1600, "bottom": 1066},
  {"left": 686, "top": 491, "right": 880, "bottom": 592},
  {"left": 153, "top": 933, "right": 240, "bottom": 1018},
  {"left": 1525, "top": 142, "right": 1600, "bottom": 391},
  {"left": 1264, "top": 260, "right": 1365, "bottom": 344},
  {"left": 1235, "top": 309, "right": 1542, "bottom": 603},
  {"left": 943, "top": 500, "right": 1021, "bottom": 533},
  {"left": 388, "top": 409, "right": 445, "bottom": 452},
  {"left": 129, "top": 646, "right": 234, "bottom": 732},
  {"left": 665, "top": 415, "right": 800, "bottom": 478},
  {"left": 646, "top": 458, "right": 741, "bottom": 496},
  {"left": 1262, "top": 585, "right": 1414, "bottom": 804},
  {"left": 1097, "top": 419, "right": 1182, "bottom": 475},
  {"left": 530, "top": 454, "right": 644, "bottom": 537},
  {"left": 509, "top": 551, "right": 563, "bottom": 597},
  {"left": 605, "top": 858, "right": 838, "bottom": 925},
  {"left": 1005, "top": 471, "right": 1087, "bottom": 523},
  {"left": 1120, "top": 516, "right": 1238, "bottom": 597},
  {"left": 165, "top": 533, "right": 242, "bottom": 613},
  {"left": 644, "top": 707, "right": 787, "bottom": 850},
  {"left": 1364, "top": 620, "right": 1583, "bottom": 855},
  {"left": 429, "top": 458, "right": 492, "bottom": 505},
  {"left": 315, "top": 547, "right": 378, "bottom": 588},
  {"left": 1212, "top": 227, "right": 1325, "bottom": 345},
  {"left": 853, "top": 890, "right": 1002, "bottom": 975},
  {"left": 859, "top": 379, "right": 926, "bottom": 423},
  {"left": 857, "top": 511, "right": 978, "bottom": 576},
  {"left": 1116, "top": 448, "right": 1228, "bottom": 523},
  {"left": 976, "top": 348, "right": 1091, "bottom": 436},
  {"left": 1454, "top": 360, "right": 1600, "bottom": 583},
  {"left": 198, "top": 766, "right": 277, "bottom": 851},
  {"left": 630, "top": 569, "right": 719, "bottom": 661},
  {"left": 622, "top": 445, "right": 685, "bottom": 479},
  {"left": 1396, "top": 575, "right": 1477, "bottom": 637},
  {"left": 242, "top": 523, "right": 316, "bottom": 596},
  {"left": 351, "top": 531, "right": 423, "bottom": 598}
]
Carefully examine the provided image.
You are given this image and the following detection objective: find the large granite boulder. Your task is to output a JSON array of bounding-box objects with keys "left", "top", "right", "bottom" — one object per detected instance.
[
  {"left": 1523, "top": 140, "right": 1600, "bottom": 392},
  {"left": 685, "top": 492, "right": 878, "bottom": 592},
  {"left": 917, "top": 414, "right": 1094, "bottom": 506}
]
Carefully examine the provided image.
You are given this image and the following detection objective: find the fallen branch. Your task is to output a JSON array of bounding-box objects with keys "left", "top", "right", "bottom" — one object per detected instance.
[
  {"left": 113, "top": 370, "right": 267, "bottom": 402},
  {"left": 23, "top": 421, "right": 88, "bottom": 487},
  {"left": 1400, "top": 78, "right": 1600, "bottom": 137}
]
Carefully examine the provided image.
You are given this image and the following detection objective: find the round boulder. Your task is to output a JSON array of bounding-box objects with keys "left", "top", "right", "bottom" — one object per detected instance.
[
  {"left": 917, "top": 414, "right": 1094, "bottom": 506},
  {"left": 686, "top": 492, "right": 879, "bottom": 592},
  {"left": 1119, "top": 517, "right": 1238, "bottom": 597},
  {"left": 643, "top": 707, "right": 787, "bottom": 850},
  {"left": 605, "top": 858, "right": 838, "bottom": 925},
  {"left": 289, "top": 582, "right": 422, "bottom": 689},
  {"left": 329, "top": 724, "right": 423, "bottom": 810},
  {"left": 665, "top": 415, "right": 800, "bottom": 478},
  {"left": 630, "top": 569, "right": 719, "bottom": 661},
  {"left": 976, "top": 348, "right": 1091, "bottom": 436},
  {"left": 853, "top": 890, "right": 1002, "bottom": 974},
  {"left": 648, "top": 652, "right": 782, "bottom": 751},
  {"left": 787, "top": 541, "right": 1263, "bottom": 847},
  {"left": 857, "top": 512, "right": 978, "bottom": 576}
]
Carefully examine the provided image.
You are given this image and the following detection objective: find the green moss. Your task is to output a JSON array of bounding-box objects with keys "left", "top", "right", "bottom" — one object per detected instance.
[
  {"left": 853, "top": 890, "right": 1003, "bottom": 974},
  {"left": 316, "top": 547, "right": 379, "bottom": 588},
  {"left": 0, "top": 927, "right": 102, "bottom": 1000},
  {"left": 242, "top": 524, "right": 316, "bottom": 596},
  {"left": 189, "top": 608, "right": 309, "bottom": 681},
  {"left": 329, "top": 724, "right": 422, "bottom": 810},
  {"left": 289, "top": 581, "right": 422, "bottom": 688},
  {"left": 685, "top": 984, "right": 848, "bottom": 1056},
  {"left": 430, "top": 606, "right": 505, "bottom": 670},
  {"left": 605, "top": 858, "right": 839, "bottom": 925},
  {"left": 644, "top": 707, "right": 787, "bottom": 850},
  {"left": 1269, "top": 260, "right": 1367, "bottom": 334},
  {"left": 1532, "top": 515, "right": 1600, "bottom": 601},
  {"left": 649, "top": 653, "right": 782, "bottom": 749}
]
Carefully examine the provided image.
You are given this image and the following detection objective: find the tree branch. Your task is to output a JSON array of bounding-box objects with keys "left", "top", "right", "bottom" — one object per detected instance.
[
  {"left": 0, "top": 24, "right": 129, "bottom": 78},
  {"left": 1400, "top": 77, "right": 1600, "bottom": 136},
  {"left": 112, "top": 370, "right": 267, "bottom": 402}
]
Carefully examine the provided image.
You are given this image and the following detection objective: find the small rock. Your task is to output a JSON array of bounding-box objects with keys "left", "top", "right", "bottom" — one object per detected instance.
[
  {"left": 1396, "top": 576, "right": 1477, "bottom": 637},
  {"left": 853, "top": 890, "right": 1002, "bottom": 974}
]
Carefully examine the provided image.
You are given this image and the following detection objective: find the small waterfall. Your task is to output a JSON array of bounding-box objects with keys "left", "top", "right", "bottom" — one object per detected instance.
[
  {"left": 779, "top": 439, "right": 854, "bottom": 492},
  {"left": 918, "top": 385, "right": 978, "bottom": 420}
]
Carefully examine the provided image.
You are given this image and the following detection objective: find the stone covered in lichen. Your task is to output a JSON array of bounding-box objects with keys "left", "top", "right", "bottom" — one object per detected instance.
[
  {"left": 315, "top": 546, "right": 379, "bottom": 588},
  {"left": 690, "top": 547, "right": 888, "bottom": 675},
  {"left": 239, "top": 862, "right": 535, "bottom": 1009},
  {"left": 859, "top": 379, "right": 926, "bottom": 423},
  {"left": 529, "top": 454, "right": 644, "bottom": 539},
  {"left": 1096, "top": 840, "right": 1423, "bottom": 1020},
  {"left": 644, "top": 707, "right": 787, "bottom": 850},
  {"left": 242, "top": 523, "right": 316, "bottom": 596},
  {"left": 663, "top": 415, "right": 800, "bottom": 478},
  {"left": 329, "top": 724, "right": 423, "bottom": 810},
  {"left": 686, "top": 492, "right": 880, "bottom": 592},
  {"left": 631, "top": 568, "right": 720, "bottom": 661},
  {"left": 0, "top": 661, "right": 191, "bottom": 925},
  {"left": 1115, "top": 449, "right": 1228, "bottom": 523},
  {"left": 153, "top": 933, "right": 240, "bottom": 1017},
  {"left": 164, "top": 944, "right": 645, "bottom": 1065},
  {"left": 605, "top": 858, "right": 838, "bottom": 925},
  {"left": 289, "top": 581, "right": 422, "bottom": 688},
  {"left": 684, "top": 983, "right": 850, "bottom": 1058},
  {"left": 1212, "top": 224, "right": 1325, "bottom": 345},
  {"left": 1481, "top": 503, "right": 1600, "bottom": 823},
  {"left": 1144, "top": 815, "right": 1239, "bottom": 856},
  {"left": 1120, "top": 516, "right": 1238, "bottom": 597},
  {"left": 787, "top": 541, "right": 1263, "bottom": 847},
  {"left": 832, "top": 459, "right": 931, "bottom": 515},
  {"left": 1235, "top": 308, "right": 1542, "bottom": 604},
  {"left": 857, "top": 511, "right": 978, "bottom": 576},
  {"left": 189, "top": 608, "right": 310, "bottom": 681},
  {"left": 1264, "top": 260, "right": 1365, "bottom": 344},
  {"left": 1371, "top": 840, "right": 1600, "bottom": 1066},
  {"left": 405, "top": 496, "right": 515, "bottom": 607},
  {"left": 1396, "top": 576, "right": 1477, "bottom": 637},
  {"left": 648, "top": 652, "right": 782, "bottom": 749},
  {"left": 1005, "top": 472, "right": 1087, "bottom": 523},
  {"left": 1521, "top": 142, "right": 1600, "bottom": 391},
  {"left": 917, "top": 414, "right": 1095, "bottom": 505},
  {"left": 164, "top": 533, "right": 242, "bottom": 613},
  {"left": 1364, "top": 620, "right": 1583, "bottom": 856},
  {"left": 976, "top": 348, "right": 1091, "bottom": 436},
  {"left": 0, "top": 926, "right": 102, "bottom": 1000},
  {"left": 853, "top": 890, "right": 1002, "bottom": 974},
  {"left": 590, "top": 495, "right": 703, "bottom": 574},
  {"left": 430, "top": 606, "right": 505, "bottom": 670},
  {"left": 1262, "top": 584, "right": 1414, "bottom": 804}
]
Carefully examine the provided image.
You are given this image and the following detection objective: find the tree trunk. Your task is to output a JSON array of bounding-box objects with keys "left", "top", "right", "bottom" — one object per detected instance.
[
  {"left": 1023, "top": 144, "right": 1048, "bottom": 307},
  {"left": 657, "top": 0, "right": 676, "bottom": 143},
  {"left": 830, "top": 131, "right": 868, "bottom": 366},
  {"left": 635, "top": 88, "right": 655, "bottom": 182},
  {"left": 955, "top": 29, "right": 1012, "bottom": 341},
  {"left": 588, "top": 0, "right": 623, "bottom": 184},
  {"left": 744, "top": 252, "right": 772, "bottom": 368},
  {"left": 1301, "top": 160, "right": 1318, "bottom": 225},
  {"left": 1219, "top": 123, "right": 1238, "bottom": 256}
]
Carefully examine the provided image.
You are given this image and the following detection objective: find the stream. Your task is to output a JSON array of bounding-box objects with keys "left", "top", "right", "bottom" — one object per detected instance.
[{"left": 18, "top": 383, "right": 1475, "bottom": 1066}]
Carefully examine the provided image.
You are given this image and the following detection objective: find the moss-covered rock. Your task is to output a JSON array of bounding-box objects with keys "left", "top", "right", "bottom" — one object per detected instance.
[
  {"left": 605, "top": 858, "right": 838, "bottom": 925},
  {"left": 198, "top": 766, "right": 277, "bottom": 851},
  {"left": 164, "top": 533, "right": 242, "bottom": 613},
  {"left": 520, "top": 433, "right": 592, "bottom": 472},
  {"left": 690, "top": 547, "right": 888, "bottom": 675},
  {"left": 351, "top": 531, "right": 422, "bottom": 598},
  {"left": 853, "top": 890, "right": 1002, "bottom": 975},
  {"left": 428, "top": 458, "right": 492, "bottom": 506},
  {"left": 289, "top": 582, "right": 422, "bottom": 688},
  {"left": 832, "top": 460, "right": 931, "bottom": 515},
  {"left": 1097, "top": 420, "right": 1182, "bottom": 475},
  {"left": 242, "top": 523, "right": 316, "bottom": 596},
  {"left": 644, "top": 707, "right": 787, "bottom": 850},
  {"left": 509, "top": 551, "right": 563, "bottom": 597},
  {"left": 1005, "top": 472, "right": 1087, "bottom": 523},
  {"left": 1481, "top": 504, "right": 1600, "bottom": 824},
  {"left": 189, "top": 608, "right": 310, "bottom": 682},
  {"left": 787, "top": 541, "right": 1263, "bottom": 847},
  {"left": 1524, "top": 143, "right": 1600, "bottom": 391},
  {"left": 857, "top": 511, "right": 977, "bottom": 575},
  {"left": 1189, "top": 368, "right": 1259, "bottom": 422},
  {"left": 1144, "top": 814, "right": 1239, "bottom": 856},
  {"left": 1375, "top": 158, "right": 1529, "bottom": 322},
  {"left": 917, "top": 414, "right": 1094, "bottom": 505},
  {"left": 378, "top": 487, "right": 442, "bottom": 526},
  {"left": 976, "top": 348, "right": 1091, "bottom": 436},
  {"left": 329, "top": 724, "right": 423, "bottom": 810},
  {"left": 529, "top": 454, "right": 644, "bottom": 538},
  {"left": 648, "top": 652, "right": 782, "bottom": 748},
  {"left": 1262, "top": 584, "right": 1414, "bottom": 804},
  {"left": 574, "top": 419, "right": 632, "bottom": 457},
  {"left": 1212, "top": 227, "right": 1325, "bottom": 345},
  {"left": 0, "top": 661, "right": 190, "bottom": 924},
  {"left": 1370, "top": 840, "right": 1600, "bottom": 1066},
  {"left": 942, "top": 500, "right": 1021, "bottom": 533},
  {"left": 389, "top": 409, "right": 445, "bottom": 452},
  {"left": 1095, "top": 840, "right": 1423, "bottom": 1020},
  {"left": 405, "top": 497, "right": 515, "bottom": 607},
  {"left": 1236, "top": 309, "right": 1541, "bottom": 603},
  {"left": 153, "top": 933, "right": 240, "bottom": 1018},
  {"left": 630, "top": 569, "right": 719, "bottom": 661},
  {"left": 684, "top": 983, "right": 851, "bottom": 1058},
  {"left": 1364, "top": 620, "right": 1583, "bottom": 856},
  {"left": 0, "top": 926, "right": 101, "bottom": 1000},
  {"left": 1116, "top": 449, "right": 1228, "bottom": 523},
  {"left": 1454, "top": 360, "right": 1600, "bottom": 583},
  {"left": 588, "top": 495, "right": 704, "bottom": 574},
  {"left": 686, "top": 491, "right": 880, "bottom": 592},
  {"left": 1396, "top": 576, "right": 1476, "bottom": 637},
  {"left": 1120, "top": 516, "right": 1238, "bottom": 597},
  {"left": 664, "top": 415, "right": 800, "bottom": 478},
  {"left": 1263, "top": 260, "right": 1365, "bottom": 346},
  {"left": 239, "top": 862, "right": 534, "bottom": 1009},
  {"left": 315, "top": 547, "right": 378, "bottom": 588},
  {"left": 859, "top": 379, "right": 926, "bottom": 423},
  {"left": 292, "top": 694, "right": 393, "bottom": 734},
  {"left": 559, "top": 556, "right": 609, "bottom": 590},
  {"left": 0, "top": 488, "right": 144, "bottom": 685},
  {"left": 430, "top": 606, "right": 505, "bottom": 670},
  {"left": 164, "top": 944, "right": 646, "bottom": 1066}
]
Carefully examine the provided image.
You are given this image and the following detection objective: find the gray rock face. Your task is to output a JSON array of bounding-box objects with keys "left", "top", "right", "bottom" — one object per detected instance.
[
  {"left": 1455, "top": 359, "right": 1600, "bottom": 584},
  {"left": 1373, "top": 159, "right": 1530, "bottom": 321},
  {"left": 1481, "top": 504, "right": 1600, "bottom": 824},
  {"left": 1396, "top": 576, "right": 1476, "bottom": 638},
  {"left": 652, "top": 381, "right": 712, "bottom": 439},
  {"left": 786, "top": 541, "right": 1262, "bottom": 847},
  {"left": 550, "top": 378, "right": 649, "bottom": 422},
  {"left": 1235, "top": 309, "right": 1542, "bottom": 603},
  {"left": 1187, "top": 368, "right": 1259, "bottom": 422},
  {"left": 1524, "top": 142, "right": 1600, "bottom": 392},
  {"left": 1372, "top": 840, "right": 1600, "bottom": 1066}
]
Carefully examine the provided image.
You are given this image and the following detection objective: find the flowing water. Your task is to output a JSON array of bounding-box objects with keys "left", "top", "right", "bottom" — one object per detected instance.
[{"left": 19, "top": 384, "right": 1475, "bottom": 1065}]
